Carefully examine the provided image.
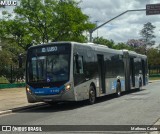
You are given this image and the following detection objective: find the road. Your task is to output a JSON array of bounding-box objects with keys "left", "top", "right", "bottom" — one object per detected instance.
[{"left": 0, "top": 82, "right": 160, "bottom": 133}]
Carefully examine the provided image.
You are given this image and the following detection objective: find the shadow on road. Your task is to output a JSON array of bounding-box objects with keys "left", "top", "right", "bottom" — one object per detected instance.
[{"left": 14, "top": 88, "right": 147, "bottom": 114}]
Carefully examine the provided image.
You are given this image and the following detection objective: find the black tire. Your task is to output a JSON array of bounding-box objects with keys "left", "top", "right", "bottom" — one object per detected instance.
[
  {"left": 116, "top": 82, "right": 121, "bottom": 97},
  {"left": 46, "top": 101, "right": 58, "bottom": 106},
  {"left": 88, "top": 86, "right": 96, "bottom": 105}
]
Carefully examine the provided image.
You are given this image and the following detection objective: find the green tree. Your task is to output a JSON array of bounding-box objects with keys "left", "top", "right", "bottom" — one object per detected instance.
[
  {"left": 54, "top": 0, "right": 95, "bottom": 42},
  {"left": 0, "top": 0, "right": 95, "bottom": 82},
  {"left": 14, "top": 0, "right": 94, "bottom": 43},
  {"left": 0, "top": 37, "right": 25, "bottom": 82},
  {"left": 2, "top": 19, "right": 31, "bottom": 49},
  {"left": 0, "top": 10, "right": 31, "bottom": 50},
  {"left": 1, "top": 38, "right": 24, "bottom": 57},
  {"left": 147, "top": 48, "right": 160, "bottom": 66},
  {"left": 14, "top": 0, "right": 56, "bottom": 44},
  {"left": 0, "top": 50, "right": 12, "bottom": 80},
  {"left": 93, "top": 37, "right": 114, "bottom": 48},
  {"left": 0, "top": 11, "right": 9, "bottom": 40},
  {"left": 113, "top": 42, "right": 134, "bottom": 50},
  {"left": 140, "top": 22, "right": 156, "bottom": 48}
]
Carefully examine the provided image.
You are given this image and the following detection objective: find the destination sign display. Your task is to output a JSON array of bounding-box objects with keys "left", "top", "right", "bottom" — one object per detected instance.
[
  {"left": 29, "top": 44, "right": 71, "bottom": 56},
  {"left": 146, "top": 4, "right": 160, "bottom": 15}
]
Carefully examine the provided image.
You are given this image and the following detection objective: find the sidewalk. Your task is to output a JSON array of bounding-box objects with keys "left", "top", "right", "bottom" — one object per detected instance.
[
  {"left": 0, "top": 87, "right": 43, "bottom": 113},
  {"left": 149, "top": 80, "right": 160, "bottom": 83}
]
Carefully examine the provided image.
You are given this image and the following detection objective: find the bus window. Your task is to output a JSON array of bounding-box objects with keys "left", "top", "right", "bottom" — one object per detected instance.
[{"left": 74, "top": 55, "right": 84, "bottom": 74}]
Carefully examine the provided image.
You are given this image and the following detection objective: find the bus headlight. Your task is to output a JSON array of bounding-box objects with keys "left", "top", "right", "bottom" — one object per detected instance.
[
  {"left": 26, "top": 86, "right": 32, "bottom": 94},
  {"left": 65, "top": 84, "right": 71, "bottom": 91}
]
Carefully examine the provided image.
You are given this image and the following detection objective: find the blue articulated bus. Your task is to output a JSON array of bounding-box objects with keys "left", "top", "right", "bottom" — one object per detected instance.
[{"left": 26, "top": 42, "right": 148, "bottom": 104}]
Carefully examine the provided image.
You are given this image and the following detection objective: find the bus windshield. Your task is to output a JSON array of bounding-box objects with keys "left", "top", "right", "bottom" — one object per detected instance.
[
  {"left": 27, "top": 54, "right": 70, "bottom": 83},
  {"left": 27, "top": 44, "right": 71, "bottom": 85}
]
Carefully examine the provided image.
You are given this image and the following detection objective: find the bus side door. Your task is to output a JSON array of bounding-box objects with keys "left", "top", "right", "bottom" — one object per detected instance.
[{"left": 73, "top": 53, "right": 88, "bottom": 100}]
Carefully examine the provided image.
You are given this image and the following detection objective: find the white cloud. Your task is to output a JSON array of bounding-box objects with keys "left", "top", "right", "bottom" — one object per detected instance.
[
  {"left": 1, "top": 0, "right": 160, "bottom": 44},
  {"left": 80, "top": 0, "right": 160, "bottom": 44},
  {"left": 0, "top": 0, "right": 19, "bottom": 18}
]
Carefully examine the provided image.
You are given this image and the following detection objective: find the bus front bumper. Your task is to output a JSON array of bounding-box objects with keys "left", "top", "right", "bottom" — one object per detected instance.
[{"left": 26, "top": 89, "right": 76, "bottom": 103}]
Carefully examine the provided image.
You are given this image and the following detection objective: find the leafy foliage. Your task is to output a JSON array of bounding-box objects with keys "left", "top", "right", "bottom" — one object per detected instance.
[
  {"left": 93, "top": 37, "right": 114, "bottom": 48},
  {"left": 147, "top": 48, "right": 160, "bottom": 66},
  {"left": 13, "top": 0, "right": 95, "bottom": 44},
  {"left": 140, "top": 22, "right": 156, "bottom": 48},
  {"left": 93, "top": 37, "right": 134, "bottom": 50},
  {"left": 113, "top": 42, "right": 133, "bottom": 50},
  {"left": 0, "top": 50, "right": 12, "bottom": 79},
  {"left": 127, "top": 39, "right": 145, "bottom": 48},
  {"left": 0, "top": 0, "right": 95, "bottom": 82}
]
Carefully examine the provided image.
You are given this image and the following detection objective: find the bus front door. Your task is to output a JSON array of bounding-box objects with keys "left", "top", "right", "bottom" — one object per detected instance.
[
  {"left": 130, "top": 58, "right": 135, "bottom": 87},
  {"left": 97, "top": 55, "right": 105, "bottom": 94}
]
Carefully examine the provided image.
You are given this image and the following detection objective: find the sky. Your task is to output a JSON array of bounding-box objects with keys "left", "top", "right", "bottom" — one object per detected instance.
[
  {"left": 79, "top": 0, "right": 160, "bottom": 45},
  {"left": 0, "top": 0, "right": 160, "bottom": 45}
]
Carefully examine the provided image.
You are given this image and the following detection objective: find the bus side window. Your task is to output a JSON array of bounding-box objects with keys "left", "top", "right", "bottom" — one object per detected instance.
[{"left": 74, "top": 55, "right": 84, "bottom": 74}]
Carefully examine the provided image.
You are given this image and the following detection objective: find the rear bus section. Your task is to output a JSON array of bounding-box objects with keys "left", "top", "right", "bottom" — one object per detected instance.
[
  {"left": 25, "top": 42, "right": 76, "bottom": 103},
  {"left": 123, "top": 50, "right": 148, "bottom": 91}
]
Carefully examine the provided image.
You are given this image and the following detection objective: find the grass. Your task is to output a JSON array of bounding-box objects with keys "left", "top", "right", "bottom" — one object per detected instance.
[
  {"left": 149, "top": 77, "right": 160, "bottom": 80},
  {"left": 0, "top": 76, "right": 9, "bottom": 84}
]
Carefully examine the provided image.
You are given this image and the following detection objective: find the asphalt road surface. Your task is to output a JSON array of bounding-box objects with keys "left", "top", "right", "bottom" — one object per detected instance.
[{"left": 0, "top": 82, "right": 160, "bottom": 133}]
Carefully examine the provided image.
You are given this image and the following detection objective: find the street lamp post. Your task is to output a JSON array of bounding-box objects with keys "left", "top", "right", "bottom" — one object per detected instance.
[
  {"left": 89, "top": 9, "right": 146, "bottom": 42},
  {"left": 95, "top": 21, "right": 99, "bottom": 38}
]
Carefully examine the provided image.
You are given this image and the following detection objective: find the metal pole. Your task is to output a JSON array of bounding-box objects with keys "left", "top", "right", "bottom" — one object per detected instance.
[
  {"left": 89, "top": 9, "right": 146, "bottom": 42},
  {"left": 89, "top": 30, "right": 93, "bottom": 42},
  {"left": 95, "top": 21, "right": 99, "bottom": 38}
]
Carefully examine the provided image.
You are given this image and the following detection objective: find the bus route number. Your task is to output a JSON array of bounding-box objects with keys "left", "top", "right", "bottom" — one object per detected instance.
[{"left": 42, "top": 46, "right": 58, "bottom": 52}]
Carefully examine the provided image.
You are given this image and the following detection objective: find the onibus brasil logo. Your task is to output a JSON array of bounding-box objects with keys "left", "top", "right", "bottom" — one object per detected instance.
[{"left": 0, "top": 1, "right": 17, "bottom": 6}]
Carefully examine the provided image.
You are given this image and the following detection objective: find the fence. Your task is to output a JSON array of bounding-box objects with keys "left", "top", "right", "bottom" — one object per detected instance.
[
  {"left": 149, "top": 65, "right": 160, "bottom": 77},
  {"left": 0, "top": 66, "right": 25, "bottom": 83},
  {"left": 0, "top": 66, "right": 25, "bottom": 89},
  {"left": 0, "top": 83, "right": 25, "bottom": 89}
]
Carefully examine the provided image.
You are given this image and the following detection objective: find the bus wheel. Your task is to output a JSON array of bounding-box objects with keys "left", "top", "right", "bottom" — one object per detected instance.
[
  {"left": 46, "top": 101, "right": 58, "bottom": 106},
  {"left": 116, "top": 82, "right": 121, "bottom": 97},
  {"left": 88, "top": 86, "right": 96, "bottom": 105}
]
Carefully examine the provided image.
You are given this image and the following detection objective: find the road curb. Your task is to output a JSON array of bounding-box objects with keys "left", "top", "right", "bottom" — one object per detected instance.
[
  {"left": 0, "top": 103, "right": 45, "bottom": 115},
  {"left": 0, "top": 110, "right": 12, "bottom": 115},
  {"left": 149, "top": 80, "right": 160, "bottom": 83}
]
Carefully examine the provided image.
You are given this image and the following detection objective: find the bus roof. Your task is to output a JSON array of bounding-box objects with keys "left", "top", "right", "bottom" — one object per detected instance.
[{"left": 28, "top": 41, "right": 146, "bottom": 58}]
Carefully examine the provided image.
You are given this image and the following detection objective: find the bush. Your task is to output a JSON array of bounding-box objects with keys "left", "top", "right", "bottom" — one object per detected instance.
[{"left": 0, "top": 76, "right": 10, "bottom": 84}]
